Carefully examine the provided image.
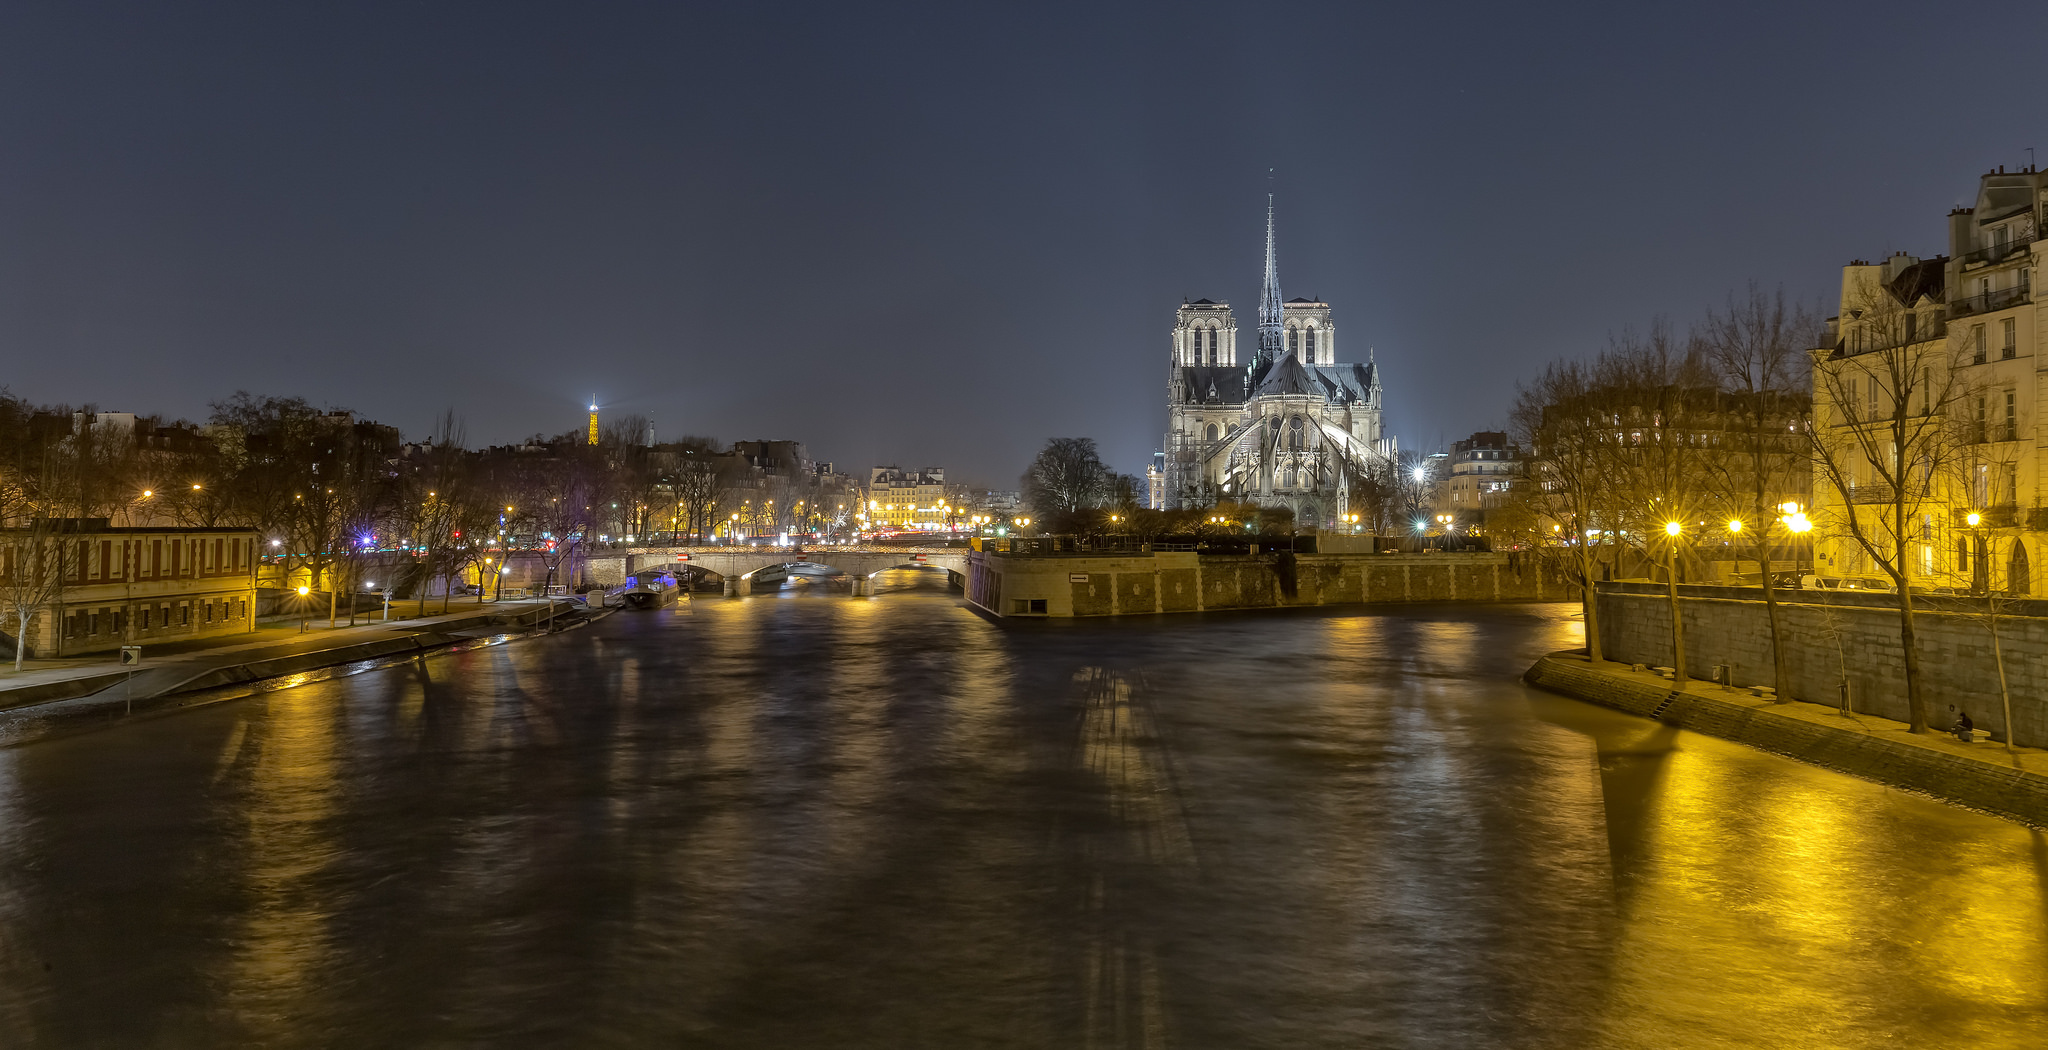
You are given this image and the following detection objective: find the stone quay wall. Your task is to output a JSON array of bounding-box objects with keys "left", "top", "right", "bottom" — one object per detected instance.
[
  {"left": 1595, "top": 581, "right": 2048, "bottom": 748},
  {"left": 1526, "top": 654, "right": 2048, "bottom": 828},
  {"left": 967, "top": 550, "right": 1573, "bottom": 619}
]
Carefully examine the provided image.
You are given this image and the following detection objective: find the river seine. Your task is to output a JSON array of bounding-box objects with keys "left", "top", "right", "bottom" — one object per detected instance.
[{"left": 0, "top": 570, "right": 2041, "bottom": 1047}]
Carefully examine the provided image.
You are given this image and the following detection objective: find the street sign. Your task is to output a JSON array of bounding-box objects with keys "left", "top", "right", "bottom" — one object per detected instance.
[{"left": 119, "top": 646, "right": 143, "bottom": 666}]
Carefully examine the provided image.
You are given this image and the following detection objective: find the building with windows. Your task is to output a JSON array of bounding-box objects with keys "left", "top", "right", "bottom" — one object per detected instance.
[
  {"left": 863, "top": 466, "right": 951, "bottom": 531},
  {"left": 1809, "top": 165, "right": 2041, "bottom": 592},
  {"left": 1161, "top": 195, "right": 1396, "bottom": 521},
  {"left": 1, "top": 519, "right": 260, "bottom": 658},
  {"left": 1444, "top": 432, "right": 1520, "bottom": 528}
]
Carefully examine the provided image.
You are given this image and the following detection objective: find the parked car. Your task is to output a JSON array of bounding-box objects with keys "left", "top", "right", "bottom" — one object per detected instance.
[{"left": 1800, "top": 575, "right": 1895, "bottom": 594}]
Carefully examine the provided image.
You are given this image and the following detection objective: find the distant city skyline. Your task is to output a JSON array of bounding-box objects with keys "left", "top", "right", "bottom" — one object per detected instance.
[{"left": 2, "top": 2, "right": 2042, "bottom": 485}]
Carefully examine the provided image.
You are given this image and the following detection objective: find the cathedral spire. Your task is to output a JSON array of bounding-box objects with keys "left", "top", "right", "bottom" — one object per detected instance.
[{"left": 1258, "top": 184, "right": 1284, "bottom": 364}]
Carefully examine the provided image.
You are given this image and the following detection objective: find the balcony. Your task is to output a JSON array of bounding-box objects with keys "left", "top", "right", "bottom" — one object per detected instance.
[
  {"left": 1847, "top": 484, "right": 1896, "bottom": 505},
  {"left": 1957, "top": 232, "right": 2037, "bottom": 268},
  {"left": 1950, "top": 282, "right": 2032, "bottom": 319}
]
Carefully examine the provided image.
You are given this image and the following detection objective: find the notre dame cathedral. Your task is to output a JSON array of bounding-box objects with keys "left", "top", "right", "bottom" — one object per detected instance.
[{"left": 1161, "top": 195, "right": 1397, "bottom": 520}]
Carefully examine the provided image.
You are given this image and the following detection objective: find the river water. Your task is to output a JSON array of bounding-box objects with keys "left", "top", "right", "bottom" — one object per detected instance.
[{"left": 0, "top": 571, "right": 2042, "bottom": 1048}]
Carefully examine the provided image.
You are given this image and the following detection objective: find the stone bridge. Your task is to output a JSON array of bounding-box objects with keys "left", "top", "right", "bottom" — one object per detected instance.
[{"left": 617, "top": 546, "right": 969, "bottom": 596}]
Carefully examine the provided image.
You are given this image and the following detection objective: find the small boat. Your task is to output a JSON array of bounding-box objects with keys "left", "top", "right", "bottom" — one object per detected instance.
[{"left": 621, "top": 574, "right": 682, "bottom": 609}]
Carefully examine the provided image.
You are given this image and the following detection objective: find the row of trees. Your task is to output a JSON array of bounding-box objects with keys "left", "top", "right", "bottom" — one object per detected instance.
[
  {"left": 1514, "top": 278, "right": 2010, "bottom": 735},
  {"left": 1512, "top": 290, "right": 1814, "bottom": 702}
]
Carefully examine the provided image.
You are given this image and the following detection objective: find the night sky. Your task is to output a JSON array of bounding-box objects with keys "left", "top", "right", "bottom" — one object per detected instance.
[{"left": 2, "top": 2, "right": 2042, "bottom": 486}]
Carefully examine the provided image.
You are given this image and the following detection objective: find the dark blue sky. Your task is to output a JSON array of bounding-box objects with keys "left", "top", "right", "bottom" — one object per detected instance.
[{"left": 2, "top": 2, "right": 2041, "bottom": 485}]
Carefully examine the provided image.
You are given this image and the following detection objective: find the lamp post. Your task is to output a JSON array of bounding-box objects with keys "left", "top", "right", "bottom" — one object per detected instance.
[
  {"left": 296, "top": 585, "right": 311, "bottom": 633},
  {"left": 1778, "top": 503, "right": 1812, "bottom": 579},
  {"left": 1966, "top": 510, "right": 2018, "bottom": 753},
  {"left": 1663, "top": 521, "right": 1689, "bottom": 687}
]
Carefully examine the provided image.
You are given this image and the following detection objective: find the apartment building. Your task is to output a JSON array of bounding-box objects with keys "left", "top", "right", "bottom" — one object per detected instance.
[
  {"left": 2, "top": 519, "right": 261, "bottom": 658},
  {"left": 1809, "top": 165, "right": 2042, "bottom": 591}
]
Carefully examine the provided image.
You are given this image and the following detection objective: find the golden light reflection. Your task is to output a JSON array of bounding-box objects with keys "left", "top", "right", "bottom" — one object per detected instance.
[{"left": 224, "top": 688, "right": 339, "bottom": 1039}]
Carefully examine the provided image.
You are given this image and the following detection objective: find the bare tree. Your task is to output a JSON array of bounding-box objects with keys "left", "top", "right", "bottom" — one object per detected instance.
[
  {"left": 1, "top": 516, "right": 77, "bottom": 669},
  {"left": 1513, "top": 359, "right": 1614, "bottom": 662},
  {"left": 1021, "top": 438, "right": 1112, "bottom": 533},
  {"left": 1807, "top": 262, "right": 1968, "bottom": 733},
  {"left": 1697, "top": 287, "right": 1818, "bottom": 700}
]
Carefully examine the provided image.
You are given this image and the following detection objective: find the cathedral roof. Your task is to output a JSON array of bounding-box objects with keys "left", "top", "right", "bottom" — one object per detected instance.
[
  {"left": 1252, "top": 354, "right": 1320, "bottom": 397},
  {"left": 1284, "top": 297, "right": 1320, "bottom": 304},
  {"left": 1174, "top": 367, "right": 1249, "bottom": 405},
  {"left": 1308, "top": 362, "right": 1377, "bottom": 404},
  {"left": 1245, "top": 357, "right": 1378, "bottom": 404}
]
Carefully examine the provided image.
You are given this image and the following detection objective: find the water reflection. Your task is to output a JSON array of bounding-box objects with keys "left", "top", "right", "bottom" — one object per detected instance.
[{"left": 0, "top": 594, "right": 2038, "bottom": 1047}]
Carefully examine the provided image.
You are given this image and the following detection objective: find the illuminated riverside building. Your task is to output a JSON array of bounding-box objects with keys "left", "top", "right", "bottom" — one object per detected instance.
[
  {"left": 863, "top": 466, "right": 957, "bottom": 531},
  {"left": 1809, "top": 165, "right": 2042, "bottom": 591}
]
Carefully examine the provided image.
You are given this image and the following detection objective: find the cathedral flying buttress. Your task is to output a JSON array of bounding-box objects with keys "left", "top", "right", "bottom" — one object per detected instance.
[{"left": 1161, "top": 194, "right": 1397, "bottom": 520}]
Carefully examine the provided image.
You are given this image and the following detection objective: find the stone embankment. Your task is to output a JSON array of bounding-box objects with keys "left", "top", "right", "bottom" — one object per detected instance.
[
  {"left": 967, "top": 549, "right": 1573, "bottom": 618},
  {"left": 0, "top": 600, "right": 603, "bottom": 746},
  {"left": 1526, "top": 652, "right": 2048, "bottom": 828}
]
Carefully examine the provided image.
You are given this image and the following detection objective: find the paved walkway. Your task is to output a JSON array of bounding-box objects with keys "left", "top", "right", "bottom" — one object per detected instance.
[
  {"left": 0, "top": 599, "right": 566, "bottom": 704},
  {"left": 1578, "top": 656, "right": 2048, "bottom": 775}
]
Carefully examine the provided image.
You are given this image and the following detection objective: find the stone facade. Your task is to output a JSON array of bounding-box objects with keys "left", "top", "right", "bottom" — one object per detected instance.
[
  {"left": 968, "top": 549, "right": 1570, "bottom": 619},
  {"left": 1594, "top": 581, "right": 2048, "bottom": 748}
]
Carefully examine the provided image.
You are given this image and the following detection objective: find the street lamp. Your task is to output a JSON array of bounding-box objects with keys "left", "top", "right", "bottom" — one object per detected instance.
[
  {"left": 1661, "top": 521, "right": 1690, "bottom": 686},
  {"left": 297, "top": 585, "right": 311, "bottom": 633}
]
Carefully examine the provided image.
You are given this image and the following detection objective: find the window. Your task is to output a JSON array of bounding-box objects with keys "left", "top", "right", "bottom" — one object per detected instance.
[
  {"left": 1204, "top": 423, "right": 1218, "bottom": 442},
  {"left": 1973, "top": 324, "right": 1987, "bottom": 365},
  {"left": 1994, "top": 224, "right": 2011, "bottom": 249},
  {"left": 1957, "top": 535, "right": 1971, "bottom": 572},
  {"left": 1287, "top": 328, "right": 1298, "bottom": 354},
  {"left": 2004, "top": 463, "right": 2019, "bottom": 505},
  {"left": 141, "top": 608, "right": 151, "bottom": 630},
  {"left": 2003, "top": 318, "right": 2017, "bottom": 358},
  {"left": 1208, "top": 328, "right": 1218, "bottom": 363},
  {"left": 1975, "top": 396, "right": 1988, "bottom": 443},
  {"left": 1009, "top": 598, "right": 1047, "bottom": 614},
  {"left": 2006, "top": 390, "right": 2018, "bottom": 441},
  {"left": 1904, "top": 312, "right": 1917, "bottom": 342},
  {"left": 1306, "top": 326, "right": 1317, "bottom": 361}
]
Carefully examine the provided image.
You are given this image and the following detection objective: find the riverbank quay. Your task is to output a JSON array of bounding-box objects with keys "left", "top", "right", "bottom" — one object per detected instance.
[
  {"left": 1526, "top": 651, "right": 2048, "bottom": 827},
  {"left": 965, "top": 546, "right": 1573, "bottom": 618},
  {"left": 0, "top": 598, "right": 597, "bottom": 746},
  {"left": 1595, "top": 580, "right": 2048, "bottom": 748}
]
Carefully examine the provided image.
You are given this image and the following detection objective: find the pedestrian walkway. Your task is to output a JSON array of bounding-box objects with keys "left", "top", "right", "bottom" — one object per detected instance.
[
  {"left": 1590, "top": 657, "right": 2048, "bottom": 775},
  {"left": 1527, "top": 652, "right": 2048, "bottom": 827},
  {"left": 0, "top": 599, "right": 567, "bottom": 709}
]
